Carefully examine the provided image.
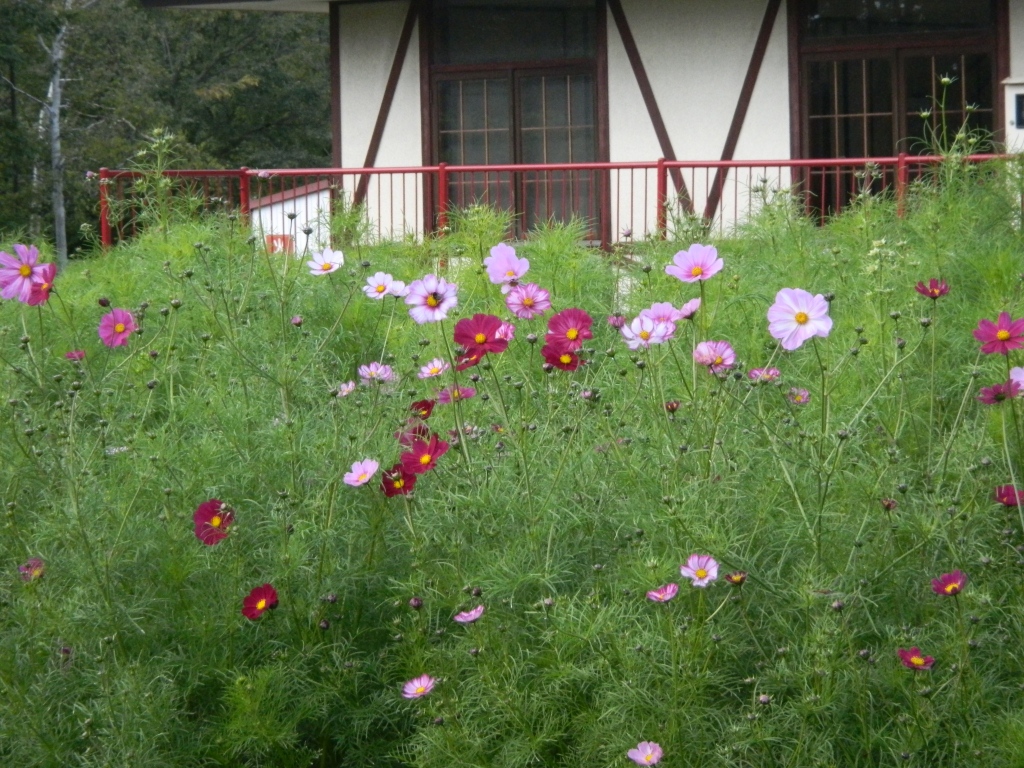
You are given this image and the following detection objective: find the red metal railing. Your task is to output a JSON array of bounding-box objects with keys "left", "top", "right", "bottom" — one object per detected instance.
[{"left": 98, "top": 153, "right": 1007, "bottom": 250}]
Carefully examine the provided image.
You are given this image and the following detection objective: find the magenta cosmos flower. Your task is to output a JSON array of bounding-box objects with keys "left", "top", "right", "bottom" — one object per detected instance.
[
  {"left": 915, "top": 279, "right": 949, "bottom": 300},
  {"left": 402, "top": 674, "right": 436, "bottom": 699},
  {"left": 405, "top": 274, "right": 458, "bottom": 324},
  {"left": 65, "top": 350, "right": 85, "bottom": 361},
  {"left": 506, "top": 283, "right": 551, "bottom": 320},
  {"left": 454, "top": 313, "right": 509, "bottom": 356},
  {"left": 977, "top": 379, "right": 1020, "bottom": 405},
  {"left": 767, "top": 288, "right": 832, "bottom": 351},
  {"left": 693, "top": 340, "right": 735, "bottom": 373},
  {"left": 363, "top": 271, "right": 406, "bottom": 299},
  {"left": 358, "top": 362, "right": 395, "bottom": 385},
  {"left": 485, "top": 243, "right": 529, "bottom": 292},
  {"left": 749, "top": 367, "right": 781, "bottom": 383},
  {"left": 931, "top": 570, "right": 967, "bottom": 596},
  {"left": 542, "top": 344, "right": 581, "bottom": 371},
  {"left": 27, "top": 263, "right": 56, "bottom": 306},
  {"left": 974, "top": 312, "right": 1024, "bottom": 355},
  {"left": 546, "top": 308, "right": 593, "bottom": 353},
  {"left": 19, "top": 557, "right": 45, "bottom": 582},
  {"left": 193, "top": 499, "right": 234, "bottom": 545},
  {"left": 438, "top": 386, "right": 476, "bottom": 404},
  {"left": 666, "top": 243, "right": 723, "bottom": 283},
  {"left": 344, "top": 459, "right": 379, "bottom": 487},
  {"left": 621, "top": 316, "right": 675, "bottom": 350},
  {"left": 995, "top": 484, "right": 1024, "bottom": 506},
  {"left": 680, "top": 554, "right": 718, "bottom": 587},
  {"left": 496, "top": 321, "right": 515, "bottom": 341},
  {"left": 242, "top": 583, "right": 278, "bottom": 620},
  {"left": 646, "top": 583, "right": 678, "bottom": 602},
  {"left": 607, "top": 314, "right": 626, "bottom": 329},
  {"left": 307, "top": 247, "right": 344, "bottom": 275},
  {"left": 453, "top": 604, "right": 485, "bottom": 624},
  {"left": 98, "top": 309, "right": 136, "bottom": 348},
  {"left": 627, "top": 741, "right": 663, "bottom": 766},
  {"left": 401, "top": 434, "right": 450, "bottom": 474},
  {"left": 0, "top": 244, "right": 48, "bottom": 302},
  {"left": 897, "top": 647, "right": 934, "bottom": 671}
]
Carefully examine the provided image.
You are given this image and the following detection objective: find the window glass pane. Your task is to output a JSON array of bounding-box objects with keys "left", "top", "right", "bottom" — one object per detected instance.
[
  {"left": 546, "top": 127, "right": 570, "bottom": 163},
  {"left": 520, "top": 78, "right": 544, "bottom": 128},
  {"left": 439, "top": 81, "right": 461, "bottom": 132},
  {"left": 868, "top": 116, "right": 893, "bottom": 155},
  {"left": 802, "top": 0, "right": 992, "bottom": 38},
  {"left": 867, "top": 59, "right": 892, "bottom": 114},
  {"left": 837, "top": 60, "right": 864, "bottom": 116},
  {"left": 570, "top": 75, "right": 594, "bottom": 126},
  {"left": 463, "top": 131, "right": 486, "bottom": 164},
  {"left": 544, "top": 77, "right": 569, "bottom": 128},
  {"left": 571, "top": 127, "right": 595, "bottom": 161},
  {"left": 461, "top": 80, "right": 486, "bottom": 130},
  {"left": 488, "top": 130, "right": 512, "bottom": 163},
  {"left": 521, "top": 129, "right": 545, "bottom": 163},
  {"left": 440, "top": 132, "right": 462, "bottom": 164},
  {"left": 486, "top": 79, "right": 510, "bottom": 129},
  {"left": 903, "top": 56, "right": 935, "bottom": 117},
  {"left": 806, "top": 61, "right": 833, "bottom": 118}
]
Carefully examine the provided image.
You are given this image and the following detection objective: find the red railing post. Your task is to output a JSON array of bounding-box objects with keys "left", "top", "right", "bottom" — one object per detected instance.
[
  {"left": 656, "top": 157, "right": 667, "bottom": 239},
  {"left": 238, "top": 167, "right": 250, "bottom": 220},
  {"left": 896, "top": 152, "right": 908, "bottom": 219},
  {"left": 99, "top": 167, "right": 112, "bottom": 248},
  {"left": 437, "top": 162, "right": 449, "bottom": 236}
]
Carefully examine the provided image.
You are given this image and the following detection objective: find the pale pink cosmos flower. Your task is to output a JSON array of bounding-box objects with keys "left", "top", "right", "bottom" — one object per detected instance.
[
  {"left": 438, "top": 386, "right": 475, "bottom": 404},
  {"left": 665, "top": 244, "right": 723, "bottom": 283},
  {"left": 307, "top": 247, "right": 344, "bottom": 275},
  {"left": 402, "top": 674, "right": 436, "bottom": 699},
  {"left": 767, "top": 288, "right": 832, "bottom": 351},
  {"left": 1011, "top": 367, "right": 1024, "bottom": 391},
  {"left": 363, "top": 271, "right": 407, "bottom": 299},
  {"left": 506, "top": 283, "right": 551, "bottom": 320},
  {"left": 453, "top": 604, "right": 485, "bottom": 624},
  {"left": 358, "top": 362, "right": 395, "bottom": 384},
  {"left": 98, "top": 309, "right": 136, "bottom": 348},
  {"left": 693, "top": 340, "right": 735, "bottom": 373},
  {"left": 679, "top": 297, "right": 701, "bottom": 320},
  {"left": 418, "top": 358, "right": 450, "bottom": 379},
  {"left": 405, "top": 274, "right": 458, "bottom": 323},
  {"left": 627, "top": 741, "right": 663, "bottom": 766},
  {"left": 749, "top": 367, "right": 781, "bottom": 383},
  {"left": 496, "top": 321, "right": 516, "bottom": 342},
  {"left": 621, "top": 316, "right": 675, "bottom": 350},
  {"left": 788, "top": 387, "right": 810, "bottom": 405},
  {"left": 0, "top": 244, "right": 47, "bottom": 303},
  {"left": 640, "top": 302, "right": 684, "bottom": 324},
  {"left": 344, "top": 459, "right": 379, "bottom": 487},
  {"left": 680, "top": 554, "right": 718, "bottom": 587},
  {"left": 484, "top": 243, "right": 529, "bottom": 292},
  {"left": 646, "top": 583, "right": 678, "bottom": 602},
  {"left": 337, "top": 381, "right": 356, "bottom": 397}
]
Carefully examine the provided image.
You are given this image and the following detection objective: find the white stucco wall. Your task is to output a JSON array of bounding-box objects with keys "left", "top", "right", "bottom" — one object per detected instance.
[{"left": 1006, "top": 0, "right": 1024, "bottom": 149}]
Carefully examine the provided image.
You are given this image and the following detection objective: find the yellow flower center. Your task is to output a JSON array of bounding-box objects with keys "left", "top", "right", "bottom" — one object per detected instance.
[
  {"left": 645, "top": 756, "right": 653, "bottom": 763},
  {"left": 375, "top": 284, "right": 386, "bottom": 292},
  {"left": 415, "top": 685, "right": 425, "bottom": 694},
  {"left": 256, "top": 599, "right": 267, "bottom": 611},
  {"left": 639, "top": 330, "right": 651, "bottom": 340},
  {"left": 714, "top": 356, "right": 723, "bottom": 365},
  {"left": 695, "top": 568, "right": 708, "bottom": 578},
  {"left": 910, "top": 655, "right": 924, "bottom": 666},
  {"left": 18, "top": 264, "right": 31, "bottom": 277},
  {"left": 566, "top": 329, "right": 578, "bottom": 340},
  {"left": 393, "top": 478, "right": 404, "bottom": 489},
  {"left": 114, "top": 323, "right": 125, "bottom": 333},
  {"left": 523, "top": 297, "right": 534, "bottom": 307},
  {"left": 429, "top": 367, "right": 440, "bottom": 374},
  {"left": 427, "top": 294, "right": 440, "bottom": 307},
  {"left": 452, "top": 390, "right": 461, "bottom": 400},
  {"left": 795, "top": 311, "right": 809, "bottom": 324},
  {"left": 794, "top": 395, "right": 804, "bottom": 402},
  {"left": 358, "top": 473, "right": 368, "bottom": 482},
  {"left": 691, "top": 266, "right": 703, "bottom": 277},
  {"left": 560, "top": 354, "right": 572, "bottom": 365},
  {"left": 944, "top": 583, "right": 957, "bottom": 594},
  {"left": 506, "top": 270, "right": 515, "bottom": 277},
  {"left": 997, "top": 329, "right": 1011, "bottom": 341},
  {"left": 474, "top": 332, "right": 487, "bottom": 344},
  {"left": 210, "top": 515, "right": 222, "bottom": 528},
  {"left": 321, "top": 262, "right": 332, "bottom": 271},
  {"left": 420, "top": 454, "right": 432, "bottom": 465}
]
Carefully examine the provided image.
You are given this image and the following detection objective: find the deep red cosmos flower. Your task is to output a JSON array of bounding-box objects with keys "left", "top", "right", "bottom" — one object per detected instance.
[
  {"left": 381, "top": 463, "right": 418, "bottom": 496},
  {"left": 455, "top": 351, "right": 484, "bottom": 371},
  {"left": 454, "top": 313, "right": 509, "bottom": 357},
  {"left": 193, "top": 499, "right": 234, "bottom": 545},
  {"left": 242, "top": 583, "right": 278, "bottom": 620},
  {"left": 410, "top": 399, "right": 435, "bottom": 420},
  {"left": 897, "top": 647, "right": 934, "bottom": 670},
  {"left": 931, "top": 570, "right": 967, "bottom": 596},
  {"left": 396, "top": 422, "right": 431, "bottom": 447},
  {"left": 973, "top": 312, "right": 1024, "bottom": 355},
  {"left": 914, "top": 279, "right": 949, "bottom": 300},
  {"left": 994, "top": 484, "right": 1024, "bottom": 506},
  {"left": 400, "top": 434, "right": 450, "bottom": 474},
  {"left": 977, "top": 379, "right": 1021, "bottom": 405},
  {"left": 541, "top": 344, "right": 581, "bottom": 371},
  {"left": 546, "top": 308, "right": 593, "bottom": 353}
]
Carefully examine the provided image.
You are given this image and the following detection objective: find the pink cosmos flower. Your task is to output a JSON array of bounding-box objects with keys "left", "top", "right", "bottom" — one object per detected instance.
[
  {"left": 98, "top": 309, "right": 136, "bottom": 348},
  {"left": 453, "top": 604, "right": 485, "bottom": 624},
  {"left": 646, "top": 583, "right": 678, "bottom": 602},
  {"left": 607, "top": 314, "right": 626, "bottom": 329},
  {"left": 27, "top": 263, "right": 56, "bottom": 306},
  {"left": 358, "top": 362, "right": 395, "bottom": 384},
  {"left": 679, "top": 297, "right": 701, "bottom": 320},
  {"left": 621, "top": 316, "right": 674, "bottom": 350},
  {"left": 788, "top": 387, "right": 810, "bottom": 405},
  {"left": 363, "top": 271, "right": 407, "bottom": 299},
  {"left": 0, "top": 244, "right": 47, "bottom": 302},
  {"left": 931, "top": 570, "right": 967, "bottom": 596},
  {"left": 749, "top": 367, "right": 781, "bottom": 383},
  {"left": 506, "top": 283, "right": 551, "bottom": 320},
  {"left": 402, "top": 674, "right": 436, "bottom": 699},
  {"left": 546, "top": 308, "right": 593, "bottom": 353},
  {"left": 665, "top": 243, "right": 723, "bottom": 283},
  {"left": 680, "top": 554, "right": 718, "bottom": 587},
  {"left": 897, "top": 647, "right": 934, "bottom": 671},
  {"left": 977, "top": 379, "right": 1021, "bottom": 405},
  {"left": 19, "top": 558, "right": 44, "bottom": 582},
  {"left": 290, "top": 315, "right": 303, "bottom": 327},
  {"left": 693, "top": 340, "right": 735, "bottom": 373},
  {"left": 627, "top": 741, "right": 663, "bottom": 766},
  {"left": 344, "top": 459, "right": 379, "bottom": 487},
  {"left": 307, "top": 247, "right": 344, "bottom": 275},
  {"left": 767, "top": 288, "right": 832, "bottom": 351},
  {"left": 337, "top": 381, "right": 356, "bottom": 397},
  {"left": 405, "top": 274, "right": 458, "bottom": 323},
  {"left": 640, "top": 302, "right": 683, "bottom": 324},
  {"left": 484, "top": 243, "right": 530, "bottom": 292},
  {"left": 1011, "top": 367, "right": 1024, "bottom": 390},
  {"left": 496, "top": 321, "right": 516, "bottom": 341},
  {"left": 65, "top": 350, "right": 85, "bottom": 361},
  {"left": 419, "top": 358, "right": 450, "bottom": 379},
  {"left": 915, "top": 278, "right": 949, "bottom": 300},
  {"left": 438, "top": 386, "right": 476, "bottom": 404},
  {"left": 974, "top": 312, "right": 1024, "bottom": 355}
]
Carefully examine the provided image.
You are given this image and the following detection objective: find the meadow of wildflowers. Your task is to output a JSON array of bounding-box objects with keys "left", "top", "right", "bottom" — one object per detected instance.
[{"left": 3, "top": 162, "right": 1024, "bottom": 767}]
